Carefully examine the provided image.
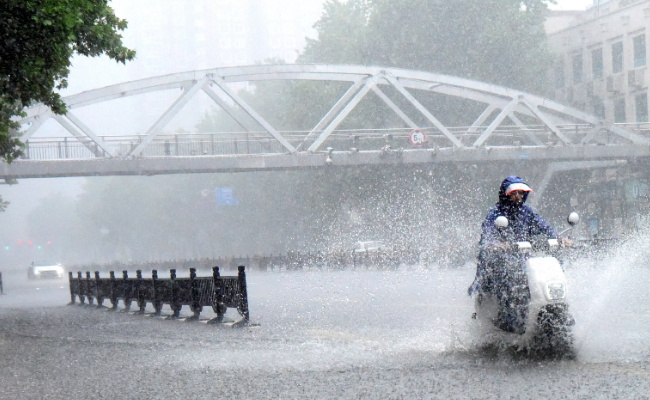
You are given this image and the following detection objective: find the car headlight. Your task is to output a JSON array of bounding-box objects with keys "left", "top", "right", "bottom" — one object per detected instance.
[
  {"left": 546, "top": 282, "right": 566, "bottom": 300},
  {"left": 34, "top": 270, "right": 41, "bottom": 275}
]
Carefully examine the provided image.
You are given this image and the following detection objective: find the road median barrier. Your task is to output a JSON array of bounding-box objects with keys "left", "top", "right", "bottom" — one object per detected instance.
[{"left": 68, "top": 266, "right": 250, "bottom": 326}]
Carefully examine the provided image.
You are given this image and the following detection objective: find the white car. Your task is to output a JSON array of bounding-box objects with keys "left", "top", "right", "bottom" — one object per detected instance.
[
  {"left": 27, "top": 261, "right": 66, "bottom": 280},
  {"left": 353, "top": 240, "right": 389, "bottom": 253}
]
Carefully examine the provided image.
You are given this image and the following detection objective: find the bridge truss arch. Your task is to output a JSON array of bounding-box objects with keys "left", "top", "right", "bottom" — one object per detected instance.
[{"left": 5, "top": 64, "right": 650, "bottom": 179}]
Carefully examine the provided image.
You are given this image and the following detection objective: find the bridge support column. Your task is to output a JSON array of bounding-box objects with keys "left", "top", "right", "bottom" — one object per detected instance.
[{"left": 528, "top": 160, "right": 627, "bottom": 207}]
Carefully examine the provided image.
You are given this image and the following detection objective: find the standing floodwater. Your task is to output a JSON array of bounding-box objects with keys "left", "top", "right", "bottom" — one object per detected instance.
[{"left": 0, "top": 234, "right": 649, "bottom": 398}]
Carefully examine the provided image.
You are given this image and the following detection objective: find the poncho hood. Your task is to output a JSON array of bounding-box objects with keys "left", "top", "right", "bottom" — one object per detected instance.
[{"left": 498, "top": 175, "right": 532, "bottom": 206}]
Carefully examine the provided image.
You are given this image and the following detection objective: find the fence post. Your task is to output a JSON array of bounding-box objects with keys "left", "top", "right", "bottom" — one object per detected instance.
[
  {"left": 170, "top": 269, "right": 181, "bottom": 318},
  {"left": 237, "top": 266, "right": 250, "bottom": 322},
  {"left": 109, "top": 271, "right": 117, "bottom": 310},
  {"left": 68, "top": 272, "right": 74, "bottom": 303},
  {"left": 85, "top": 272, "right": 94, "bottom": 305},
  {"left": 152, "top": 270, "right": 162, "bottom": 316},
  {"left": 189, "top": 268, "right": 201, "bottom": 319},
  {"left": 136, "top": 270, "right": 146, "bottom": 313},
  {"left": 0, "top": 271, "right": 3, "bottom": 295},
  {"left": 77, "top": 272, "right": 84, "bottom": 304},
  {"left": 212, "top": 266, "right": 226, "bottom": 322},
  {"left": 122, "top": 270, "right": 131, "bottom": 311},
  {"left": 94, "top": 271, "right": 103, "bottom": 307}
]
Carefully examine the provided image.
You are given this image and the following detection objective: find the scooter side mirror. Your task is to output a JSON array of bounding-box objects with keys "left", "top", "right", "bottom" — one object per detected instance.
[
  {"left": 567, "top": 212, "right": 580, "bottom": 226},
  {"left": 495, "top": 216, "right": 509, "bottom": 228}
]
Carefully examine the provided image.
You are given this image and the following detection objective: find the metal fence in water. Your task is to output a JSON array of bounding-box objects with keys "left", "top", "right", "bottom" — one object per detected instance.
[{"left": 68, "top": 266, "right": 249, "bottom": 326}]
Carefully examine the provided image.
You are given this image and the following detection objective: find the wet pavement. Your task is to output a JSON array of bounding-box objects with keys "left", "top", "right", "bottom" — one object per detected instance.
[{"left": 1, "top": 253, "right": 649, "bottom": 399}]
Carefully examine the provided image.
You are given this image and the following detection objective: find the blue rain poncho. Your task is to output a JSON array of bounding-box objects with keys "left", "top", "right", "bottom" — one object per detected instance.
[{"left": 468, "top": 175, "right": 559, "bottom": 296}]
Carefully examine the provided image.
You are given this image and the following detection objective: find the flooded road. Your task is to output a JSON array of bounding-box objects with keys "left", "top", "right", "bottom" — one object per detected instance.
[{"left": 1, "top": 242, "right": 649, "bottom": 399}]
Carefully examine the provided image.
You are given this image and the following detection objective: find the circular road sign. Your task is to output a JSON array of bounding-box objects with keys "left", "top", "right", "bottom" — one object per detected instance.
[{"left": 409, "top": 129, "right": 427, "bottom": 146}]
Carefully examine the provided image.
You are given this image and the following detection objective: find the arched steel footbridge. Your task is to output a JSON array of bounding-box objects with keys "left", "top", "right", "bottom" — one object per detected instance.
[{"left": 2, "top": 64, "right": 649, "bottom": 182}]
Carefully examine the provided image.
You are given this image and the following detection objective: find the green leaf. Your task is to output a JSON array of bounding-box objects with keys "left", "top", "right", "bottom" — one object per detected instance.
[{"left": 0, "top": 0, "right": 135, "bottom": 162}]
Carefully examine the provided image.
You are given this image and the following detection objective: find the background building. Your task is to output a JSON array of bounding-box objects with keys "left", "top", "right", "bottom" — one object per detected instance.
[
  {"left": 546, "top": 0, "right": 650, "bottom": 241},
  {"left": 547, "top": 0, "right": 650, "bottom": 125}
]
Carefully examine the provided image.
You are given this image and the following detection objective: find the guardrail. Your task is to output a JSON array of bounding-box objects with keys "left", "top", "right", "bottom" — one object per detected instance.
[
  {"left": 68, "top": 266, "right": 249, "bottom": 326},
  {"left": 21, "top": 123, "right": 650, "bottom": 161}
]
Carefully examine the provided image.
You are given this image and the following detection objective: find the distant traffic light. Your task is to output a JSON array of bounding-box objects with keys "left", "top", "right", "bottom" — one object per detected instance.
[{"left": 8, "top": 240, "right": 52, "bottom": 250}]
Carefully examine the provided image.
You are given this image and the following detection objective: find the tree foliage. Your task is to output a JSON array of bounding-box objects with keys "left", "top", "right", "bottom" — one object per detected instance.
[
  {"left": 0, "top": 0, "right": 135, "bottom": 163},
  {"left": 300, "top": 0, "right": 555, "bottom": 95}
]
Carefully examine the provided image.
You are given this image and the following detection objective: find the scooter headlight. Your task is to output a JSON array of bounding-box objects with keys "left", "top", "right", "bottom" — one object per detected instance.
[{"left": 546, "top": 282, "right": 566, "bottom": 300}]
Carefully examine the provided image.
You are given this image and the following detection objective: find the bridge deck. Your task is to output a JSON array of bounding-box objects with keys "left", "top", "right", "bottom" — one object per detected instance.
[
  {"left": 6, "top": 65, "right": 650, "bottom": 179},
  {"left": 2, "top": 141, "right": 647, "bottom": 179}
]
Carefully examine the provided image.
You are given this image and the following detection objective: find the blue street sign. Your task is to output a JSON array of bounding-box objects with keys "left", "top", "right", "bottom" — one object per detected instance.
[{"left": 215, "top": 187, "right": 239, "bottom": 205}]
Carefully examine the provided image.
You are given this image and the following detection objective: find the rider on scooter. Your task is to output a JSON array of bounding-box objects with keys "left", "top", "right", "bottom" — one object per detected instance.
[{"left": 468, "top": 175, "right": 569, "bottom": 334}]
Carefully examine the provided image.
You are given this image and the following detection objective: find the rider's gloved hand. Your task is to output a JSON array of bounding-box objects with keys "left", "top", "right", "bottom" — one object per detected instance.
[{"left": 559, "top": 238, "right": 573, "bottom": 247}]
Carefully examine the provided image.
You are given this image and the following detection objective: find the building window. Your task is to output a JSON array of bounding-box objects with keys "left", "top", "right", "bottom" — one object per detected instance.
[
  {"left": 633, "top": 34, "right": 646, "bottom": 68},
  {"left": 614, "top": 98, "right": 626, "bottom": 122},
  {"left": 593, "top": 99, "right": 606, "bottom": 119},
  {"left": 573, "top": 53, "right": 583, "bottom": 84},
  {"left": 592, "top": 48, "right": 603, "bottom": 79},
  {"left": 612, "top": 41, "right": 623, "bottom": 74},
  {"left": 555, "top": 62, "right": 565, "bottom": 88},
  {"left": 636, "top": 92, "right": 648, "bottom": 122}
]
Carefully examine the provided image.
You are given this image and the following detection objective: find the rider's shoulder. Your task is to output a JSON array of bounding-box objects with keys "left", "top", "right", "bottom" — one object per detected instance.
[
  {"left": 484, "top": 206, "right": 502, "bottom": 219},
  {"left": 520, "top": 204, "right": 537, "bottom": 214},
  {"left": 520, "top": 205, "right": 547, "bottom": 222}
]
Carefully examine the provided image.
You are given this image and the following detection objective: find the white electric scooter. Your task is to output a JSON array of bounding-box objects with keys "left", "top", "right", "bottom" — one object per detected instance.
[{"left": 472, "top": 212, "right": 579, "bottom": 357}]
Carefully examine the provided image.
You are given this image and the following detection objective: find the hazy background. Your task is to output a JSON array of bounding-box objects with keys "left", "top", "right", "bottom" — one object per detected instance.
[{"left": 0, "top": 0, "right": 596, "bottom": 269}]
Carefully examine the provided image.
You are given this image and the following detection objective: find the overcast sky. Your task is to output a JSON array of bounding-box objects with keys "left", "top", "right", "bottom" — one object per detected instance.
[
  {"left": 61, "top": 0, "right": 594, "bottom": 94},
  {"left": 63, "top": 0, "right": 327, "bottom": 94},
  {"left": 552, "top": 0, "right": 595, "bottom": 10}
]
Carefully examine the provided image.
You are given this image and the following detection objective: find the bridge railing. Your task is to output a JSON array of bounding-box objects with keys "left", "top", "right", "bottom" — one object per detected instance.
[
  {"left": 68, "top": 266, "right": 249, "bottom": 325},
  {"left": 20, "top": 123, "right": 650, "bottom": 161}
]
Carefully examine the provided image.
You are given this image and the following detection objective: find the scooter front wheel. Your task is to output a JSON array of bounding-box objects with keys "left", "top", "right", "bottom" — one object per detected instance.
[{"left": 531, "top": 304, "right": 575, "bottom": 359}]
